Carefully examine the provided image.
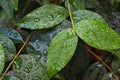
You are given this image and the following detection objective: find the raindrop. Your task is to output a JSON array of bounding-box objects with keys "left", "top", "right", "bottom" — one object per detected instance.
[{"left": 34, "top": 18, "right": 40, "bottom": 22}]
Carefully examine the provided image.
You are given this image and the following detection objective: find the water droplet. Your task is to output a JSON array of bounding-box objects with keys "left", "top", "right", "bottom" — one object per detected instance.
[
  {"left": 34, "top": 18, "right": 40, "bottom": 22},
  {"left": 14, "top": 33, "right": 18, "bottom": 38}
]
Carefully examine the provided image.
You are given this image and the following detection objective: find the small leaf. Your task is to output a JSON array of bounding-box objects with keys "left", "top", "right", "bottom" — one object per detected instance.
[
  {"left": 0, "top": 27, "right": 23, "bottom": 43},
  {"left": 75, "top": 20, "right": 120, "bottom": 50},
  {"left": 82, "top": 62, "right": 107, "bottom": 80},
  {"left": 72, "top": 10, "right": 105, "bottom": 24},
  {"left": 0, "top": 43, "right": 5, "bottom": 74},
  {"left": 14, "top": 4, "right": 68, "bottom": 29},
  {"left": 46, "top": 28, "right": 78, "bottom": 79},
  {"left": 3, "top": 75, "right": 20, "bottom": 80},
  {"left": 0, "top": 34, "right": 16, "bottom": 61},
  {"left": 13, "top": 54, "right": 48, "bottom": 80}
]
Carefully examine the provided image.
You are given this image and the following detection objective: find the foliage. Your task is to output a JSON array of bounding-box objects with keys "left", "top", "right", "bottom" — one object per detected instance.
[{"left": 0, "top": 0, "right": 120, "bottom": 80}]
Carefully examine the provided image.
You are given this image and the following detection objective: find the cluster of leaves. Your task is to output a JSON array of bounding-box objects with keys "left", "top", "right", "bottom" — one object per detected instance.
[{"left": 0, "top": 0, "right": 120, "bottom": 80}]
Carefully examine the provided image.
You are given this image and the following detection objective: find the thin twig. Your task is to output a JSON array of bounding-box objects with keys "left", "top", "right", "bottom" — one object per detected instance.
[
  {"left": 0, "top": 34, "right": 31, "bottom": 80},
  {"left": 85, "top": 45, "right": 119, "bottom": 80},
  {"left": 67, "top": 0, "right": 76, "bottom": 34}
]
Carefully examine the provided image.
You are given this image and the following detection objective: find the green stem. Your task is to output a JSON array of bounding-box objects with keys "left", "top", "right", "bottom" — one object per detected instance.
[{"left": 67, "top": 0, "right": 76, "bottom": 35}]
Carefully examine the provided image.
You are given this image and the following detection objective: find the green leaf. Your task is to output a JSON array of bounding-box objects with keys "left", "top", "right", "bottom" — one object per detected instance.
[
  {"left": 0, "top": 34, "right": 16, "bottom": 61},
  {"left": 0, "top": 43, "right": 5, "bottom": 74},
  {"left": 46, "top": 28, "right": 78, "bottom": 79},
  {"left": 72, "top": 10, "right": 105, "bottom": 24},
  {"left": 13, "top": 54, "right": 48, "bottom": 80},
  {"left": 14, "top": 4, "right": 68, "bottom": 29},
  {"left": 65, "top": 0, "right": 85, "bottom": 12},
  {"left": 75, "top": 20, "right": 120, "bottom": 50},
  {"left": 3, "top": 75, "right": 20, "bottom": 80},
  {"left": 0, "top": 27, "right": 23, "bottom": 43},
  {"left": 0, "top": 0, "right": 19, "bottom": 18},
  {"left": 26, "top": 20, "right": 72, "bottom": 66}
]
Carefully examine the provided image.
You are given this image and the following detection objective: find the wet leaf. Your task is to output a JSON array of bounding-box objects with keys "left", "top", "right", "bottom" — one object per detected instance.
[
  {"left": 72, "top": 10, "right": 105, "bottom": 24},
  {"left": 46, "top": 28, "right": 78, "bottom": 79},
  {"left": 0, "top": 34, "right": 16, "bottom": 61},
  {"left": 13, "top": 54, "right": 48, "bottom": 80},
  {"left": 75, "top": 20, "right": 120, "bottom": 50},
  {"left": 111, "top": 57, "right": 120, "bottom": 74},
  {"left": 0, "top": 0, "right": 19, "bottom": 18},
  {"left": 100, "top": 73, "right": 116, "bottom": 80},
  {"left": 3, "top": 75, "right": 20, "bottom": 80},
  {"left": 0, "top": 27, "right": 23, "bottom": 43},
  {"left": 82, "top": 62, "right": 107, "bottom": 80},
  {"left": 26, "top": 20, "right": 72, "bottom": 66},
  {"left": 0, "top": 43, "right": 5, "bottom": 74},
  {"left": 14, "top": 4, "right": 68, "bottom": 29},
  {"left": 62, "top": 39, "right": 89, "bottom": 80}
]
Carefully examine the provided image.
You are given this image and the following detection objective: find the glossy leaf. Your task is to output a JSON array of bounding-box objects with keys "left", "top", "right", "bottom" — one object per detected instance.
[
  {"left": 62, "top": 39, "right": 89, "bottom": 79},
  {"left": 0, "top": 34, "right": 16, "bottom": 61},
  {"left": 0, "top": 27, "right": 23, "bottom": 43},
  {"left": 3, "top": 75, "right": 20, "bottom": 80},
  {"left": 14, "top": 4, "right": 68, "bottom": 29},
  {"left": 72, "top": 10, "right": 105, "bottom": 24},
  {"left": 82, "top": 62, "right": 107, "bottom": 80},
  {"left": 0, "top": 0, "right": 18, "bottom": 18},
  {"left": 13, "top": 54, "right": 48, "bottom": 80},
  {"left": 26, "top": 20, "right": 72, "bottom": 66},
  {"left": 0, "top": 43, "right": 5, "bottom": 74},
  {"left": 75, "top": 20, "right": 120, "bottom": 50},
  {"left": 46, "top": 28, "right": 78, "bottom": 79}
]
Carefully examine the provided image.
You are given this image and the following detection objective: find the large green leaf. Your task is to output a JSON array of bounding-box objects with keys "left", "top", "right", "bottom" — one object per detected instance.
[
  {"left": 0, "top": 0, "right": 19, "bottom": 18},
  {"left": 75, "top": 20, "right": 120, "bottom": 50},
  {"left": 0, "top": 27, "right": 23, "bottom": 43},
  {"left": 72, "top": 10, "right": 105, "bottom": 24},
  {"left": 14, "top": 4, "right": 68, "bottom": 29},
  {"left": 0, "top": 43, "right": 5, "bottom": 74},
  {"left": 13, "top": 54, "right": 48, "bottom": 80},
  {"left": 26, "top": 20, "right": 72, "bottom": 66},
  {"left": 0, "top": 34, "right": 16, "bottom": 61},
  {"left": 46, "top": 28, "right": 78, "bottom": 79}
]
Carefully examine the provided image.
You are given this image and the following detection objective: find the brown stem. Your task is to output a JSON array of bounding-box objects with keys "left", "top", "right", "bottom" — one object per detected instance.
[
  {"left": 85, "top": 45, "right": 119, "bottom": 80},
  {"left": 0, "top": 34, "right": 31, "bottom": 80}
]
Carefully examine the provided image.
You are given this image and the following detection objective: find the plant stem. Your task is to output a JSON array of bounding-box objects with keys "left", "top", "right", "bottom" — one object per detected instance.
[
  {"left": 0, "top": 34, "right": 31, "bottom": 80},
  {"left": 67, "top": 0, "right": 76, "bottom": 35}
]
